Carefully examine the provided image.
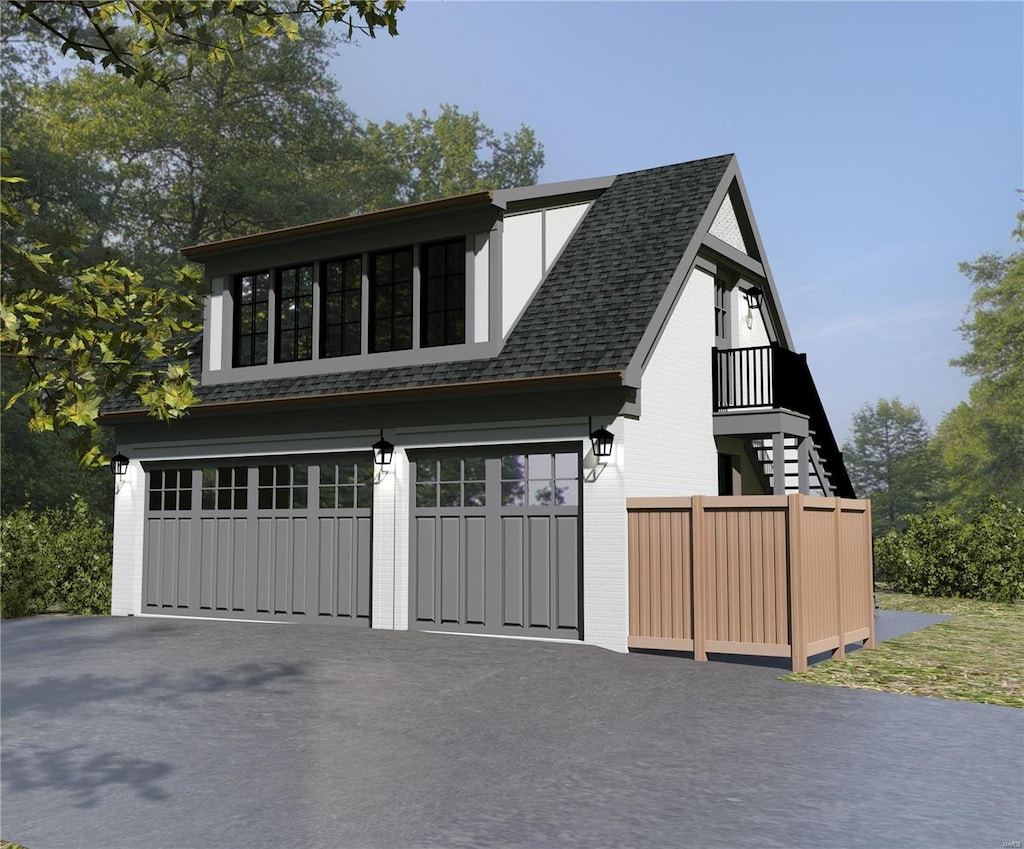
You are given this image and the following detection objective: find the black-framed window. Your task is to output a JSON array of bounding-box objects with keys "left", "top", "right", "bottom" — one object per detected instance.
[
  {"left": 234, "top": 271, "right": 270, "bottom": 366},
  {"left": 149, "top": 469, "right": 193, "bottom": 512},
  {"left": 370, "top": 247, "right": 413, "bottom": 353},
  {"left": 202, "top": 466, "right": 248, "bottom": 510},
  {"left": 415, "top": 457, "right": 486, "bottom": 508},
  {"left": 257, "top": 464, "right": 308, "bottom": 510},
  {"left": 714, "top": 281, "right": 728, "bottom": 345},
  {"left": 322, "top": 256, "right": 362, "bottom": 358},
  {"left": 277, "top": 265, "right": 314, "bottom": 363},
  {"left": 319, "top": 460, "right": 373, "bottom": 509},
  {"left": 421, "top": 239, "right": 466, "bottom": 348},
  {"left": 500, "top": 453, "right": 579, "bottom": 507}
]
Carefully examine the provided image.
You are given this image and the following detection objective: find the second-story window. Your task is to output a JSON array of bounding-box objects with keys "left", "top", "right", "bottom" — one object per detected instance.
[
  {"left": 714, "top": 280, "right": 729, "bottom": 346},
  {"left": 322, "top": 256, "right": 362, "bottom": 358},
  {"left": 234, "top": 270, "right": 270, "bottom": 366},
  {"left": 370, "top": 247, "right": 413, "bottom": 353},
  {"left": 277, "top": 264, "right": 314, "bottom": 362},
  {"left": 421, "top": 239, "right": 466, "bottom": 348}
]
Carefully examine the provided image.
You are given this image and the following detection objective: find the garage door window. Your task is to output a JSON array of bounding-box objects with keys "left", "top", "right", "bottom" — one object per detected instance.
[
  {"left": 501, "top": 452, "right": 579, "bottom": 507},
  {"left": 258, "top": 464, "right": 308, "bottom": 509},
  {"left": 319, "top": 461, "right": 373, "bottom": 509},
  {"left": 201, "top": 466, "right": 248, "bottom": 510},
  {"left": 415, "top": 457, "right": 486, "bottom": 507},
  {"left": 149, "top": 469, "right": 193, "bottom": 512}
]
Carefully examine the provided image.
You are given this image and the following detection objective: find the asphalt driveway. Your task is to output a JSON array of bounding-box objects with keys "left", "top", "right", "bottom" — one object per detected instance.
[{"left": 2, "top": 615, "right": 1021, "bottom": 849}]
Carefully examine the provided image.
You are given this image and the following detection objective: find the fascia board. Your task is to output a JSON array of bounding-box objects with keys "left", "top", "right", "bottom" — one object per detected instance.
[
  {"left": 700, "top": 234, "right": 767, "bottom": 281},
  {"left": 181, "top": 192, "right": 496, "bottom": 261},
  {"left": 492, "top": 175, "right": 616, "bottom": 211},
  {"left": 98, "top": 369, "right": 627, "bottom": 424},
  {"left": 728, "top": 168, "right": 796, "bottom": 350}
]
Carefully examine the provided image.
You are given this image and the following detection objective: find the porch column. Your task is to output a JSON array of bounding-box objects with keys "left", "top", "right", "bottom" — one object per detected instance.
[
  {"left": 798, "top": 436, "right": 811, "bottom": 495},
  {"left": 772, "top": 432, "right": 787, "bottom": 495}
]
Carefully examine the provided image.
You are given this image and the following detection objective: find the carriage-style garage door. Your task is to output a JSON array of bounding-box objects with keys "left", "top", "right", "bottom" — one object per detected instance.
[
  {"left": 410, "top": 448, "right": 582, "bottom": 639},
  {"left": 142, "top": 456, "right": 372, "bottom": 623}
]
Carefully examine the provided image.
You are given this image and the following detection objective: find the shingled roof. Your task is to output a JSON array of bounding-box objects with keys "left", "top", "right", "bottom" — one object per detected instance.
[{"left": 102, "top": 155, "right": 733, "bottom": 415}]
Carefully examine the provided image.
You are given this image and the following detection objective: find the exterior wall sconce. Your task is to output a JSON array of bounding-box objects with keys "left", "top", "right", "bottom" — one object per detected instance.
[
  {"left": 743, "top": 286, "right": 764, "bottom": 310},
  {"left": 372, "top": 430, "right": 395, "bottom": 466},
  {"left": 589, "top": 418, "right": 614, "bottom": 458},
  {"left": 110, "top": 453, "right": 129, "bottom": 477}
]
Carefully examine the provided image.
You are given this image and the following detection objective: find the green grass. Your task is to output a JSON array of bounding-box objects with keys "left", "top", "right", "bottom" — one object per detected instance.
[{"left": 783, "top": 591, "right": 1024, "bottom": 707}]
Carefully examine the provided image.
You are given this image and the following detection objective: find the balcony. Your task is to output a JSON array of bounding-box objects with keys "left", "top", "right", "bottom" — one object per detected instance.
[{"left": 711, "top": 344, "right": 854, "bottom": 498}]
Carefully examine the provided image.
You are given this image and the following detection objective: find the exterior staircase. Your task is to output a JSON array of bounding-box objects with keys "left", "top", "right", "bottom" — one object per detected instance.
[{"left": 712, "top": 343, "right": 855, "bottom": 498}]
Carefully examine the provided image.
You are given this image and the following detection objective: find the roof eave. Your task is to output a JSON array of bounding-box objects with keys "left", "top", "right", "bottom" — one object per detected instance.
[{"left": 99, "top": 369, "right": 628, "bottom": 424}]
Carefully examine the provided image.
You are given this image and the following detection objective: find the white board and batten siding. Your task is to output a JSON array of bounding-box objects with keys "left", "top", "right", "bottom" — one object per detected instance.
[
  {"left": 500, "top": 203, "right": 592, "bottom": 336},
  {"left": 624, "top": 267, "right": 719, "bottom": 498},
  {"left": 205, "top": 277, "right": 227, "bottom": 372}
]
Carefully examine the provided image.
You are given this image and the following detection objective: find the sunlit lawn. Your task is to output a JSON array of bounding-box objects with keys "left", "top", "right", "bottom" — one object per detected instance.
[{"left": 784, "top": 591, "right": 1024, "bottom": 707}]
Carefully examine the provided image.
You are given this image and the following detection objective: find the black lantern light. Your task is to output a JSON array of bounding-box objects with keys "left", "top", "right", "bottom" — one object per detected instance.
[
  {"left": 589, "top": 419, "right": 614, "bottom": 458},
  {"left": 372, "top": 430, "right": 395, "bottom": 467},
  {"left": 743, "top": 286, "right": 764, "bottom": 310},
  {"left": 110, "top": 453, "right": 129, "bottom": 477}
]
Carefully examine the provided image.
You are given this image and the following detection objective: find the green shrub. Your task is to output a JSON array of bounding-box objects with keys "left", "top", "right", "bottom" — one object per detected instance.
[
  {"left": 1, "top": 505, "right": 54, "bottom": 618},
  {"left": 1, "top": 496, "right": 112, "bottom": 618},
  {"left": 875, "top": 499, "right": 1024, "bottom": 602}
]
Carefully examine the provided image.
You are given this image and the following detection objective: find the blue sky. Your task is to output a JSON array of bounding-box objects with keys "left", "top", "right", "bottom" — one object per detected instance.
[{"left": 333, "top": 1, "right": 1023, "bottom": 440}]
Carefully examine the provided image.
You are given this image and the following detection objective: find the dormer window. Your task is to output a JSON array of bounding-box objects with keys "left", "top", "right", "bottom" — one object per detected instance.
[
  {"left": 221, "top": 235, "right": 480, "bottom": 375},
  {"left": 370, "top": 247, "right": 413, "bottom": 353},
  {"left": 322, "top": 256, "right": 362, "bottom": 358},
  {"left": 277, "top": 264, "right": 314, "bottom": 362},
  {"left": 421, "top": 239, "right": 466, "bottom": 348},
  {"left": 234, "top": 270, "right": 270, "bottom": 366}
]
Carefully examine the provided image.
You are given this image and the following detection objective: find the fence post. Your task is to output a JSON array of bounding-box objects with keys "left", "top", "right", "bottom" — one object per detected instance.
[
  {"left": 788, "top": 493, "right": 807, "bottom": 672},
  {"left": 691, "top": 496, "right": 707, "bottom": 662},
  {"left": 832, "top": 498, "right": 846, "bottom": 660},
  {"left": 865, "top": 499, "right": 876, "bottom": 649}
]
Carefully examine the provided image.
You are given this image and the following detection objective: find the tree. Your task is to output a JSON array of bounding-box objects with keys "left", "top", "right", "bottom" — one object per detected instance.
[
  {"left": 1, "top": 10, "right": 546, "bottom": 469},
  {"left": 934, "top": 212, "right": 1024, "bottom": 509},
  {"left": 365, "top": 103, "right": 545, "bottom": 203},
  {"left": 6, "top": 1, "right": 403, "bottom": 88},
  {"left": 0, "top": 368, "right": 113, "bottom": 520},
  {"left": 0, "top": 3, "right": 403, "bottom": 467},
  {"left": 842, "top": 398, "right": 936, "bottom": 535},
  {"left": 0, "top": 162, "right": 203, "bottom": 465},
  {"left": 4, "top": 22, "right": 397, "bottom": 286}
]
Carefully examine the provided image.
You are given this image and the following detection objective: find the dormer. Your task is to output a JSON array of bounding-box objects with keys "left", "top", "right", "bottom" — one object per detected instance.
[{"left": 184, "top": 177, "right": 612, "bottom": 387}]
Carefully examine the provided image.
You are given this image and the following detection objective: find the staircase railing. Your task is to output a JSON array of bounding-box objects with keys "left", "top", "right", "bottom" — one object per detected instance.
[{"left": 712, "top": 344, "right": 855, "bottom": 498}]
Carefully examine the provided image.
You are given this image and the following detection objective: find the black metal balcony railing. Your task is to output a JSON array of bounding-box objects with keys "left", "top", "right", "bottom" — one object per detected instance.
[
  {"left": 712, "top": 344, "right": 805, "bottom": 412},
  {"left": 712, "top": 344, "right": 855, "bottom": 498}
]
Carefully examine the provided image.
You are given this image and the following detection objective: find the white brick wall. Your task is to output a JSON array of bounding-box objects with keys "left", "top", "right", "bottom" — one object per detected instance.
[
  {"left": 731, "top": 286, "right": 772, "bottom": 348},
  {"left": 582, "top": 420, "right": 628, "bottom": 652},
  {"left": 625, "top": 267, "right": 719, "bottom": 498},
  {"left": 111, "top": 459, "right": 146, "bottom": 616},
  {"left": 371, "top": 448, "right": 410, "bottom": 630}
]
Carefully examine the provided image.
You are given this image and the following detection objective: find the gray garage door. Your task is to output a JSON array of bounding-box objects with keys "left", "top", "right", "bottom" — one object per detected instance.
[
  {"left": 142, "top": 456, "right": 372, "bottom": 623},
  {"left": 410, "top": 448, "right": 582, "bottom": 639}
]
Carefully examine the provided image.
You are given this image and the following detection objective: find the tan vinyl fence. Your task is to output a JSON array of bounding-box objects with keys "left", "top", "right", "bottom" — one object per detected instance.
[{"left": 627, "top": 495, "right": 874, "bottom": 671}]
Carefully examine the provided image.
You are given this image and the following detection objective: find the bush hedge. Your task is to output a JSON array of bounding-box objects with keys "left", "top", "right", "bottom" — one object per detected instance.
[
  {"left": 874, "top": 499, "right": 1024, "bottom": 602},
  {"left": 1, "top": 496, "right": 112, "bottom": 618}
]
